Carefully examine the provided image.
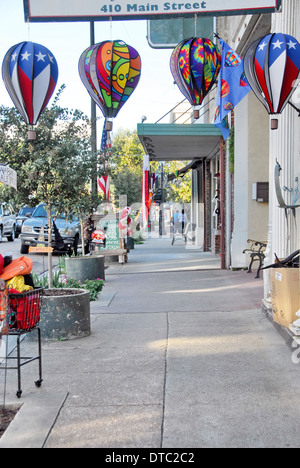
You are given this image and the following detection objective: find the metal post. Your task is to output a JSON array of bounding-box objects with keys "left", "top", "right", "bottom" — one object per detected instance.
[
  {"left": 0, "top": 279, "right": 8, "bottom": 409},
  {"left": 220, "top": 138, "right": 226, "bottom": 270},
  {"left": 159, "top": 163, "right": 165, "bottom": 237},
  {"left": 90, "top": 21, "right": 98, "bottom": 197}
]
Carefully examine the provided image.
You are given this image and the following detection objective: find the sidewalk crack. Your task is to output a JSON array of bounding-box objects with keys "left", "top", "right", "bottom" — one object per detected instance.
[{"left": 160, "top": 312, "right": 169, "bottom": 448}]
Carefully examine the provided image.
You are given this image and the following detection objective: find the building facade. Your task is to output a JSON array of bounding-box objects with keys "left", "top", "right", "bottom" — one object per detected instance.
[{"left": 217, "top": 0, "right": 300, "bottom": 305}]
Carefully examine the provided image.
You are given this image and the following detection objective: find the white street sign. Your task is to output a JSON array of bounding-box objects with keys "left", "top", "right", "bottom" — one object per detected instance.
[{"left": 24, "top": 0, "right": 281, "bottom": 21}]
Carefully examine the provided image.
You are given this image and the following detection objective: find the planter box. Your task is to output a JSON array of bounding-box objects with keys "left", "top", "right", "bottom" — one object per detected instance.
[
  {"left": 65, "top": 255, "right": 105, "bottom": 282},
  {"left": 38, "top": 288, "right": 90, "bottom": 340}
]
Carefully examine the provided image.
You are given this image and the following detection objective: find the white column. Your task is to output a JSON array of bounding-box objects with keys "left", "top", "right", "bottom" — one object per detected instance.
[
  {"left": 270, "top": 0, "right": 299, "bottom": 258},
  {"left": 264, "top": 0, "right": 300, "bottom": 302},
  {"left": 231, "top": 97, "right": 249, "bottom": 267}
]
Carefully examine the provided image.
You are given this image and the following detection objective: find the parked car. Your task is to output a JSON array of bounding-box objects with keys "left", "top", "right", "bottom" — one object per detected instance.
[
  {"left": 15, "top": 206, "right": 35, "bottom": 238},
  {"left": 20, "top": 204, "right": 82, "bottom": 255},
  {"left": 0, "top": 202, "right": 16, "bottom": 242}
]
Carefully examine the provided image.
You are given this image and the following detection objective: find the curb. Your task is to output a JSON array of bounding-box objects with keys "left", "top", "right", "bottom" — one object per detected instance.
[{"left": 0, "top": 392, "right": 68, "bottom": 448}]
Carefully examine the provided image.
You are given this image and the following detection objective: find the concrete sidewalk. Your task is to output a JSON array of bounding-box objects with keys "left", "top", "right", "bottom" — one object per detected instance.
[{"left": 1, "top": 237, "right": 300, "bottom": 448}]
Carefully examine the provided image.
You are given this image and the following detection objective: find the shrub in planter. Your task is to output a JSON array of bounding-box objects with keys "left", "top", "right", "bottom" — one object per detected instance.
[
  {"left": 33, "top": 272, "right": 104, "bottom": 301},
  {"left": 63, "top": 276, "right": 104, "bottom": 301}
]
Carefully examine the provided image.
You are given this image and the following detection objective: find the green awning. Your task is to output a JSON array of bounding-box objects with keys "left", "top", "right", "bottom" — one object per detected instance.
[{"left": 137, "top": 123, "right": 222, "bottom": 161}]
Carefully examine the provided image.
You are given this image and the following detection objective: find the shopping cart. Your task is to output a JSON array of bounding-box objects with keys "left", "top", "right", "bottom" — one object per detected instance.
[{"left": 0, "top": 288, "right": 44, "bottom": 398}]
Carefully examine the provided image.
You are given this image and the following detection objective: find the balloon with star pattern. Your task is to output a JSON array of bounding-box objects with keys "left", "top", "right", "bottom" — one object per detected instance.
[
  {"left": 2, "top": 41, "right": 58, "bottom": 138},
  {"left": 244, "top": 33, "right": 300, "bottom": 128}
]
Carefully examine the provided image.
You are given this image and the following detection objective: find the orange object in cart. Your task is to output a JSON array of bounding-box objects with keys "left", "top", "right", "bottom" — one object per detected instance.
[{"left": 0, "top": 256, "right": 33, "bottom": 281}]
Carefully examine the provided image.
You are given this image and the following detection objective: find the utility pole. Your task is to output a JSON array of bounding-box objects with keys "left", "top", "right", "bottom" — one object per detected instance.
[
  {"left": 159, "top": 163, "right": 165, "bottom": 237},
  {"left": 90, "top": 21, "right": 98, "bottom": 197}
]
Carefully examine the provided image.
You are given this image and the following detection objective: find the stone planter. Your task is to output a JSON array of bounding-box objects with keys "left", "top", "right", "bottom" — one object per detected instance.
[
  {"left": 65, "top": 255, "right": 105, "bottom": 282},
  {"left": 38, "top": 288, "right": 90, "bottom": 341}
]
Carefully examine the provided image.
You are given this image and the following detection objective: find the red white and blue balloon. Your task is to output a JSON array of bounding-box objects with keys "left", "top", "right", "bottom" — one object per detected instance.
[
  {"left": 244, "top": 33, "right": 300, "bottom": 126},
  {"left": 2, "top": 41, "right": 58, "bottom": 137}
]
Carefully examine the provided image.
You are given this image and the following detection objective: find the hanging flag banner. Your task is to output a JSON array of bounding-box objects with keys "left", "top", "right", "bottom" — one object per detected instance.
[
  {"left": 98, "top": 122, "right": 111, "bottom": 201},
  {"left": 98, "top": 175, "right": 110, "bottom": 201},
  {"left": 24, "top": 0, "right": 281, "bottom": 22},
  {"left": 213, "top": 38, "right": 251, "bottom": 140},
  {"left": 142, "top": 155, "right": 150, "bottom": 229}
]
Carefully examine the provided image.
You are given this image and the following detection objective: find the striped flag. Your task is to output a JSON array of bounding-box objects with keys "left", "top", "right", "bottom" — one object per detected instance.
[
  {"left": 98, "top": 175, "right": 110, "bottom": 201},
  {"left": 98, "top": 120, "right": 111, "bottom": 200},
  {"left": 142, "top": 155, "right": 149, "bottom": 229}
]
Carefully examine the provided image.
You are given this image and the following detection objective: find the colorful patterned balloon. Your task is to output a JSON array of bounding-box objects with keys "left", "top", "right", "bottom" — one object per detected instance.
[
  {"left": 221, "top": 80, "right": 230, "bottom": 99},
  {"left": 79, "top": 40, "right": 141, "bottom": 122},
  {"left": 2, "top": 41, "right": 58, "bottom": 137},
  {"left": 240, "top": 72, "right": 249, "bottom": 87},
  {"left": 244, "top": 33, "right": 300, "bottom": 120},
  {"left": 213, "top": 105, "right": 220, "bottom": 121},
  {"left": 225, "top": 50, "right": 241, "bottom": 67},
  {"left": 170, "top": 37, "right": 221, "bottom": 107},
  {"left": 224, "top": 102, "right": 234, "bottom": 111}
]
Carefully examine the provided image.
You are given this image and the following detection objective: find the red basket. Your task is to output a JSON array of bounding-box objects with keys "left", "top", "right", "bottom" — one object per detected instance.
[{"left": 8, "top": 288, "right": 43, "bottom": 331}]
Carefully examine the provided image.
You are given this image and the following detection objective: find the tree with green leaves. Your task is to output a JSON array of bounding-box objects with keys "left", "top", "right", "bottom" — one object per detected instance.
[
  {"left": 110, "top": 129, "right": 145, "bottom": 207},
  {"left": 0, "top": 86, "right": 105, "bottom": 285},
  {"left": 165, "top": 160, "right": 192, "bottom": 204}
]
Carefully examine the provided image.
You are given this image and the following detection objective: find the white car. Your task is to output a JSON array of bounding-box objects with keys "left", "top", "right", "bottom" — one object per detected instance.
[{"left": 0, "top": 202, "right": 16, "bottom": 242}]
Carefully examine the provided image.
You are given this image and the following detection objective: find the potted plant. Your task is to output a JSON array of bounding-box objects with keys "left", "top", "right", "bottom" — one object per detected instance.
[{"left": 33, "top": 269, "right": 104, "bottom": 340}]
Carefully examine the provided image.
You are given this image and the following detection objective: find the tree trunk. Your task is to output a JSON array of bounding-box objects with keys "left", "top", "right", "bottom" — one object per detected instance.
[
  {"left": 80, "top": 216, "right": 85, "bottom": 256},
  {"left": 47, "top": 207, "right": 53, "bottom": 288}
]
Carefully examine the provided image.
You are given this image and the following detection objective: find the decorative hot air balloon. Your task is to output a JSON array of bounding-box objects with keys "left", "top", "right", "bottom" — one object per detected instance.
[
  {"left": 170, "top": 37, "right": 221, "bottom": 118},
  {"left": 2, "top": 41, "right": 58, "bottom": 140},
  {"left": 78, "top": 40, "right": 141, "bottom": 131},
  {"left": 243, "top": 33, "right": 300, "bottom": 129}
]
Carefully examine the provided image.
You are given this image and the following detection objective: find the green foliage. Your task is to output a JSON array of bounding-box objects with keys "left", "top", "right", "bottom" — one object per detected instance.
[
  {"left": 0, "top": 85, "right": 103, "bottom": 215},
  {"left": 33, "top": 271, "right": 105, "bottom": 302},
  {"left": 111, "top": 129, "right": 144, "bottom": 173},
  {"left": 80, "top": 278, "right": 105, "bottom": 301},
  {"left": 164, "top": 161, "right": 191, "bottom": 204},
  {"left": 111, "top": 168, "right": 143, "bottom": 207},
  {"left": 110, "top": 129, "right": 144, "bottom": 206},
  {"left": 134, "top": 234, "right": 145, "bottom": 244}
]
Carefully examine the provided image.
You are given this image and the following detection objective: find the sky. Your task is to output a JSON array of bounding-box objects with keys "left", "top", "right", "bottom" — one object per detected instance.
[{"left": 0, "top": 0, "right": 184, "bottom": 140}]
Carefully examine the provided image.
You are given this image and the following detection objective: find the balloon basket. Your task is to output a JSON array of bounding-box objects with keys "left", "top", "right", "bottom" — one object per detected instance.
[
  {"left": 104, "top": 120, "right": 113, "bottom": 132},
  {"left": 193, "top": 109, "right": 200, "bottom": 119},
  {"left": 28, "top": 127, "right": 36, "bottom": 140},
  {"left": 271, "top": 118, "right": 278, "bottom": 130}
]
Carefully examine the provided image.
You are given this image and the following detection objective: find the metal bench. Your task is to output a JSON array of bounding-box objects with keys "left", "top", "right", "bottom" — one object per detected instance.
[
  {"left": 243, "top": 239, "right": 267, "bottom": 278},
  {"left": 171, "top": 222, "right": 196, "bottom": 245}
]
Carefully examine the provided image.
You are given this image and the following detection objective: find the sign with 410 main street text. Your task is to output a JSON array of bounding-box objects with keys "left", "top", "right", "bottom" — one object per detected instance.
[{"left": 24, "top": 0, "right": 281, "bottom": 22}]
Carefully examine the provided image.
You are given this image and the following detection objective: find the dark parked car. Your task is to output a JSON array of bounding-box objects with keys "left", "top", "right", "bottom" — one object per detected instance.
[{"left": 15, "top": 206, "right": 35, "bottom": 238}]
